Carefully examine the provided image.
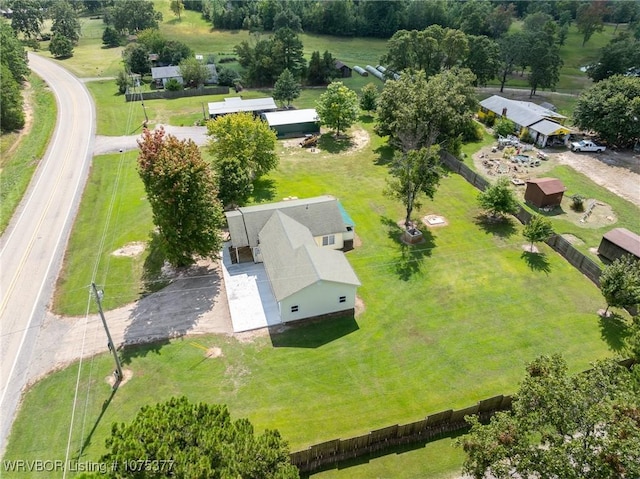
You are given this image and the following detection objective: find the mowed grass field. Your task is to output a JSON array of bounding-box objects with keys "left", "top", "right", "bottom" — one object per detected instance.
[{"left": 6, "top": 117, "right": 625, "bottom": 477}]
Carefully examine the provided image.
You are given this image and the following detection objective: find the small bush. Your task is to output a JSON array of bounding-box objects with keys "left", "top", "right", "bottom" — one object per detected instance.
[
  {"left": 503, "top": 146, "right": 516, "bottom": 159},
  {"left": 218, "top": 57, "right": 237, "bottom": 64},
  {"left": 165, "top": 78, "right": 182, "bottom": 91},
  {"left": 461, "top": 119, "right": 484, "bottom": 142},
  {"left": 494, "top": 118, "right": 515, "bottom": 139},
  {"left": 571, "top": 194, "right": 585, "bottom": 212}
]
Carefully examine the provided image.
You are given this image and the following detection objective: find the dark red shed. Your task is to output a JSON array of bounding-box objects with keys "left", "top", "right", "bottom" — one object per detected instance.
[
  {"left": 524, "top": 178, "right": 566, "bottom": 208},
  {"left": 598, "top": 228, "right": 640, "bottom": 262}
]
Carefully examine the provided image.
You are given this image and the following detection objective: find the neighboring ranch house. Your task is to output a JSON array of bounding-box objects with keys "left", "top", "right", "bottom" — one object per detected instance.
[
  {"left": 208, "top": 97, "right": 278, "bottom": 118},
  {"left": 524, "top": 178, "right": 566, "bottom": 208},
  {"left": 598, "top": 228, "right": 640, "bottom": 263},
  {"left": 151, "top": 64, "right": 218, "bottom": 88},
  {"left": 225, "top": 196, "right": 359, "bottom": 323},
  {"left": 262, "top": 109, "right": 320, "bottom": 138},
  {"left": 479, "top": 95, "right": 570, "bottom": 148},
  {"left": 335, "top": 60, "right": 352, "bottom": 78}
]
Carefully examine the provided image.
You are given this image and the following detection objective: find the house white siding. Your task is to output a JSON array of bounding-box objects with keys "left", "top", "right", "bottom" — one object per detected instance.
[
  {"left": 279, "top": 281, "right": 358, "bottom": 323},
  {"left": 313, "top": 233, "right": 344, "bottom": 250}
]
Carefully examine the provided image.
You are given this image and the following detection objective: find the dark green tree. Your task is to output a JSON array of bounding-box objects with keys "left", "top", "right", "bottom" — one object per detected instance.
[
  {"left": 477, "top": 177, "right": 519, "bottom": 219},
  {"left": 375, "top": 68, "right": 477, "bottom": 154},
  {"left": 464, "top": 35, "right": 500, "bottom": 86},
  {"left": 122, "top": 42, "right": 150, "bottom": 75},
  {"left": 576, "top": 0, "right": 606, "bottom": 46},
  {"left": 493, "top": 118, "right": 515, "bottom": 138},
  {"left": 0, "top": 22, "right": 30, "bottom": 83},
  {"left": 178, "top": 57, "right": 210, "bottom": 88},
  {"left": 10, "top": 0, "right": 44, "bottom": 40},
  {"left": 102, "top": 397, "right": 299, "bottom": 479},
  {"left": 214, "top": 156, "right": 254, "bottom": 208},
  {"left": 307, "top": 50, "right": 338, "bottom": 85},
  {"left": 457, "top": 355, "right": 640, "bottom": 479},
  {"left": 273, "top": 68, "right": 300, "bottom": 107},
  {"left": 522, "top": 214, "right": 554, "bottom": 251},
  {"left": 316, "top": 81, "right": 359, "bottom": 137},
  {"left": 270, "top": 27, "right": 306, "bottom": 79},
  {"left": 457, "top": 0, "right": 492, "bottom": 36},
  {"left": 136, "top": 28, "right": 165, "bottom": 54},
  {"left": 273, "top": 8, "right": 302, "bottom": 32},
  {"left": 573, "top": 75, "right": 640, "bottom": 147},
  {"left": 101, "top": 26, "right": 122, "bottom": 47},
  {"left": 50, "top": 0, "right": 81, "bottom": 45},
  {"left": 159, "top": 40, "right": 192, "bottom": 66},
  {"left": 105, "top": 0, "right": 162, "bottom": 34},
  {"left": 137, "top": 128, "right": 224, "bottom": 267},
  {"left": 216, "top": 66, "right": 240, "bottom": 87},
  {"left": 599, "top": 255, "right": 640, "bottom": 315},
  {"left": 115, "top": 70, "right": 132, "bottom": 94},
  {"left": 526, "top": 22, "right": 563, "bottom": 97},
  {"left": 359, "top": 83, "right": 378, "bottom": 113},
  {"left": 385, "top": 147, "right": 442, "bottom": 228},
  {"left": 170, "top": 0, "right": 184, "bottom": 19},
  {"left": 0, "top": 64, "right": 25, "bottom": 132},
  {"left": 587, "top": 33, "right": 640, "bottom": 82},
  {"left": 48, "top": 32, "right": 73, "bottom": 58}
]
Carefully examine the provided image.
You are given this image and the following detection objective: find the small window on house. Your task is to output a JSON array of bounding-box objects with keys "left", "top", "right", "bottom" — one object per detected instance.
[
  {"left": 291, "top": 305, "right": 299, "bottom": 312},
  {"left": 339, "top": 296, "right": 346, "bottom": 303},
  {"left": 322, "top": 235, "right": 335, "bottom": 246}
]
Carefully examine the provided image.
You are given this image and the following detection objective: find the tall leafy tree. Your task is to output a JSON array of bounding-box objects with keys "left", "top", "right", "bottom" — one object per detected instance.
[
  {"left": 50, "top": 0, "right": 81, "bottom": 45},
  {"left": 316, "top": 81, "right": 359, "bottom": 137},
  {"left": 0, "top": 63, "right": 25, "bottom": 132},
  {"left": 375, "top": 68, "right": 477, "bottom": 154},
  {"left": 0, "top": 22, "right": 30, "bottom": 84},
  {"left": 573, "top": 75, "right": 640, "bottom": 147},
  {"left": 101, "top": 26, "right": 122, "bottom": 47},
  {"left": 522, "top": 214, "right": 554, "bottom": 250},
  {"left": 464, "top": 35, "right": 500, "bottom": 86},
  {"left": 385, "top": 147, "right": 442, "bottom": 228},
  {"left": 526, "top": 21, "right": 563, "bottom": 97},
  {"left": 477, "top": 177, "right": 519, "bottom": 219},
  {"left": 497, "top": 32, "right": 528, "bottom": 92},
  {"left": 306, "top": 50, "right": 338, "bottom": 85},
  {"left": 587, "top": 33, "right": 640, "bottom": 82},
  {"left": 359, "top": 83, "right": 378, "bottom": 113},
  {"left": 273, "top": 8, "right": 302, "bottom": 32},
  {"left": 178, "top": 57, "right": 210, "bottom": 87},
  {"left": 101, "top": 397, "right": 299, "bottom": 478},
  {"left": 273, "top": 68, "right": 300, "bottom": 107},
  {"left": 137, "top": 128, "right": 224, "bottom": 267},
  {"left": 170, "top": 0, "right": 184, "bottom": 19},
  {"left": 599, "top": 255, "right": 640, "bottom": 315},
  {"left": 576, "top": 0, "right": 607, "bottom": 46},
  {"left": 48, "top": 32, "right": 73, "bottom": 58},
  {"left": 122, "top": 42, "right": 150, "bottom": 75},
  {"left": 206, "top": 112, "right": 278, "bottom": 206},
  {"left": 270, "top": 27, "right": 306, "bottom": 79},
  {"left": 105, "top": 0, "right": 162, "bottom": 34},
  {"left": 10, "top": 0, "right": 44, "bottom": 39},
  {"left": 458, "top": 355, "right": 640, "bottom": 479}
]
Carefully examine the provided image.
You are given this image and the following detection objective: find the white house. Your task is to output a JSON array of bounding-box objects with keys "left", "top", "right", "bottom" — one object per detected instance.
[
  {"left": 225, "top": 196, "right": 359, "bottom": 323},
  {"left": 151, "top": 64, "right": 218, "bottom": 88},
  {"left": 479, "top": 95, "right": 571, "bottom": 147}
]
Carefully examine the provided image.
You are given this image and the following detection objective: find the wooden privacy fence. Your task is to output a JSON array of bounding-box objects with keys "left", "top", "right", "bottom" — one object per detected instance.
[
  {"left": 439, "top": 151, "right": 604, "bottom": 288},
  {"left": 290, "top": 395, "right": 512, "bottom": 473}
]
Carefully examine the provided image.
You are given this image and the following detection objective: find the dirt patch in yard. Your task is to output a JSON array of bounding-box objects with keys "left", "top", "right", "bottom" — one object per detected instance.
[{"left": 111, "top": 241, "right": 145, "bottom": 257}]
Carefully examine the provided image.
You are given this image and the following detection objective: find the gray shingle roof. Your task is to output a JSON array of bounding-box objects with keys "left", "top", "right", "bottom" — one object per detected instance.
[
  {"left": 480, "top": 95, "right": 566, "bottom": 128},
  {"left": 225, "top": 196, "right": 347, "bottom": 248},
  {"left": 259, "top": 211, "right": 360, "bottom": 301}
]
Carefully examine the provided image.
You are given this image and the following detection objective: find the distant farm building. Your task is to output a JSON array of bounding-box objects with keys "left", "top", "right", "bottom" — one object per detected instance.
[
  {"left": 524, "top": 178, "right": 566, "bottom": 208},
  {"left": 335, "top": 60, "right": 352, "bottom": 78},
  {"left": 151, "top": 64, "right": 218, "bottom": 88},
  {"left": 598, "top": 228, "right": 640, "bottom": 263},
  {"left": 208, "top": 97, "right": 277, "bottom": 118},
  {"left": 353, "top": 66, "right": 368, "bottom": 76},
  {"left": 262, "top": 109, "right": 320, "bottom": 138},
  {"left": 479, "top": 95, "right": 570, "bottom": 148},
  {"left": 365, "top": 65, "right": 385, "bottom": 81}
]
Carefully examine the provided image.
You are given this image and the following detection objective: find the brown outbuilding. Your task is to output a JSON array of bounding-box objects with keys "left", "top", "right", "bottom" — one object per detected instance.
[
  {"left": 597, "top": 228, "right": 640, "bottom": 263},
  {"left": 524, "top": 177, "right": 566, "bottom": 208}
]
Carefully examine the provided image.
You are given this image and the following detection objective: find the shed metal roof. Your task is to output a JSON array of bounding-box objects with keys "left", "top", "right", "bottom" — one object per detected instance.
[
  {"left": 603, "top": 228, "right": 640, "bottom": 258},
  {"left": 480, "top": 95, "right": 566, "bottom": 128},
  {"left": 259, "top": 211, "right": 360, "bottom": 301},
  {"left": 526, "top": 177, "right": 566, "bottom": 195},
  {"left": 262, "top": 109, "right": 319, "bottom": 127},
  {"left": 208, "top": 97, "right": 277, "bottom": 116},
  {"left": 529, "top": 119, "right": 571, "bottom": 136}
]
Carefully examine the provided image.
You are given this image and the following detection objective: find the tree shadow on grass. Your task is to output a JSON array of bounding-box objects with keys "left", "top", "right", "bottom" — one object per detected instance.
[
  {"left": 358, "top": 114, "right": 374, "bottom": 124},
  {"left": 373, "top": 144, "right": 395, "bottom": 166},
  {"left": 299, "top": 429, "right": 468, "bottom": 478},
  {"left": 473, "top": 214, "right": 518, "bottom": 239},
  {"left": 270, "top": 314, "right": 359, "bottom": 348},
  {"left": 520, "top": 251, "right": 551, "bottom": 274},
  {"left": 317, "top": 133, "right": 354, "bottom": 154},
  {"left": 250, "top": 177, "right": 276, "bottom": 203},
  {"left": 381, "top": 216, "right": 435, "bottom": 281},
  {"left": 598, "top": 312, "right": 630, "bottom": 352}
]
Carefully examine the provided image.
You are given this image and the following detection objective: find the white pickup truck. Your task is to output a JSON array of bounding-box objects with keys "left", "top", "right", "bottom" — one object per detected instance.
[{"left": 571, "top": 140, "right": 606, "bottom": 153}]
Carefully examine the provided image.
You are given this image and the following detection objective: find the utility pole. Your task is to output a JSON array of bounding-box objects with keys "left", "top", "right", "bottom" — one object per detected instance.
[{"left": 91, "top": 283, "right": 123, "bottom": 385}]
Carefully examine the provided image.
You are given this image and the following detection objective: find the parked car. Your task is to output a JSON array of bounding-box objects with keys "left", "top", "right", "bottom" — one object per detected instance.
[{"left": 570, "top": 140, "right": 606, "bottom": 153}]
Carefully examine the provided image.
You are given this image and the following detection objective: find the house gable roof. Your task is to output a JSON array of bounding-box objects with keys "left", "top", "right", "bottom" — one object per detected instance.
[
  {"left": 262, "top": 109, "right": 319, "bottom": 127},
  {"left": 480, "top": 95, "right": 566, "bottom": 128},
  {"left": 259, "top": 211, "right": 360, "bottom": 301},
  {"left": 528, "top": 119, "right": 571, "bottom": 136},
  {"left": 226, "top": 196, "right": 347, "bottom": 248},
  {"left": 526, "top": 177, "right": 566, "bottom": 195},
  {"left": 603, "top": 228, "right": 640, "bottom": 258}
]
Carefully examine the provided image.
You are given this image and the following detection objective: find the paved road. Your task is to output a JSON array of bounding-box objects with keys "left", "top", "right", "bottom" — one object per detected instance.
[{"left": 0, "top": 53, "right": 95, "bottom": 455}]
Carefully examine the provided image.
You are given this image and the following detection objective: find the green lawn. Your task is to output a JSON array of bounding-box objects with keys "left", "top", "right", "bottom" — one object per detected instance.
[
  {"left": 8, "top": 118, "right": 626, "bottom": 477},
  {"left": 0, "top": 74, "right": 56, "bottom": 234}
]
